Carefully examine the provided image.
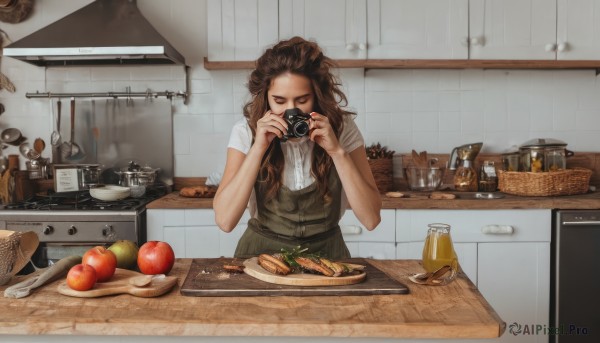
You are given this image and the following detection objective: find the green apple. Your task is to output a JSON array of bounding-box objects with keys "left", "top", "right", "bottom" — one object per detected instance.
[{"left": 108, "top": 240, "right": 139, "bottom": 270}]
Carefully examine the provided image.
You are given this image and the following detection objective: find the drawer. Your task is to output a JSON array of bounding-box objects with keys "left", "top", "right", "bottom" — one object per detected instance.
[
  {"left": 340, "top": 209, "right": 395, "bottom": 243},
  {"left": 396, "top": 209, "right": 551, "bottom": 243}
]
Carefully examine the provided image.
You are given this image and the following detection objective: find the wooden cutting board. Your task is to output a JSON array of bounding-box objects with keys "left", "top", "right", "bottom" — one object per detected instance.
[
  {"left": 57, "top": 268, "right": 178, "bottom": 298},
  {"left": 243, "top": 257, "right": 366, "bottom": 286},
  {"left": 180, "top": 258, "right": 408, "bottom": 297}
]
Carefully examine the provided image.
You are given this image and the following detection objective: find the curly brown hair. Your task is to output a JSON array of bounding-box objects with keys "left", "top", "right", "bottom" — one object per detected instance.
[{"left": 243, "top": 36, "right": 355, "bottom": 202}]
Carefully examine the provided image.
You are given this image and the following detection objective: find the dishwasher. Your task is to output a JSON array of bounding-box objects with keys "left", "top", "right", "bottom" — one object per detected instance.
[{"left": 553, "top": 210, "right": 600, "bottom": 343}]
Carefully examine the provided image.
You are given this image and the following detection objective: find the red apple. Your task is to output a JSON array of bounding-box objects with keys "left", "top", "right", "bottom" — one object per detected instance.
[
  {"left": 137, "top": 241, "right": 175, "bottom": 275},
  {"left": 66, "top": 264, "right": 97, "bottom": 291},
  {"left": 82, "top": 246, "right": 117, "bottom": 282}
]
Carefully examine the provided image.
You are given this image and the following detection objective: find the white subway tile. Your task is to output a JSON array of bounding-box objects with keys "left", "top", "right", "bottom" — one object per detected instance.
[
  {"left": 439, "top": 70, "right": 461, "bottom": 90},
  {"left": 366, "top": 112, "right": 392, "bottom": 132},
  {"left": 461, "top": 111, "right": 484, "bottom": 132},
  {"left": 439, "top": 91, "right": 461, "bottom": 111},
  {"left": 461, "top": 91, "right": 485, "bottom": 111},
  {"left": 439, "top": 112, "right": 461, "bottom": 132},
  {"left": 460, "top": 70, "right": 484, "bottom": 90},
  {"left": 389, "top": 112, "right": 413, "bottom": 134},
  {"left": 413, "top": 92, "right": 439, "bottom": 111},
  {"left": 412, "top": 70, "right": 440, "bottom": 90},
  {"left": 412, "top": 111, "right": 439, "bottom": 132}
]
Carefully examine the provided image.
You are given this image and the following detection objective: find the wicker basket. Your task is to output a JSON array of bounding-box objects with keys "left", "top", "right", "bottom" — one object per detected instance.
[
  {"left": 497, "top": 168, "right": 592, "bottom": 197},
  {"left": 368, "top": 158, "right": 393, "bottom": 193}
]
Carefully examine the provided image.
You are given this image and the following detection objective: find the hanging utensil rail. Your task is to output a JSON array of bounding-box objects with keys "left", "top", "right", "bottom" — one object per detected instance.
[{"left": 25, "top": 90, "right": 187, "bottom": 101}]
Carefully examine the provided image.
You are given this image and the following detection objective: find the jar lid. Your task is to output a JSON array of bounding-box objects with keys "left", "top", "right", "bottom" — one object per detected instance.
[{"left": 519, "top": 138, "right": 567, "bottom": 149}]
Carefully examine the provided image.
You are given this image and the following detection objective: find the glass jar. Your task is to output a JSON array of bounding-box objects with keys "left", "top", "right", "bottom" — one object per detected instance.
[
  {"left": 422, "top": 223, "right": 459, "bottom": 284},
  {"left": 453, "top": 161, "right": 478, "bottom": 191},
  {"left": 544, "top": 147, "right": 566, "bottom": 171},
  {"left": 479, "top": 160, "right": 498, "bottom": 192}
]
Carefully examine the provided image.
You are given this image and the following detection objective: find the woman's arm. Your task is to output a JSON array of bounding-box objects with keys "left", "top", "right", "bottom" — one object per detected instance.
[
  {"left": 308, "top": 113, "right": 381, "bottom": 230},
  {"left": 214, "top": 112, "right": 288, "bottom": 232},
  {"left": 213, "top": 147, "right": 259, "bottom": 232},
  {"left": 330, "top": 146, "right": 382, "bottom": 231}
]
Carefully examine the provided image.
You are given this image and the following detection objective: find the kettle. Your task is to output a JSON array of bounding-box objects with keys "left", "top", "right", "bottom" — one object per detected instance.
[{"left": 448, "top": 142, "right": 483, "bottom": 191}]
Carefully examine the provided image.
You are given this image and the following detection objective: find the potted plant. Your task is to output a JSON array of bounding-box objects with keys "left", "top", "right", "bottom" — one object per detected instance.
[{"left": 366, "top": 143, "right": 395, "bottom": 193}]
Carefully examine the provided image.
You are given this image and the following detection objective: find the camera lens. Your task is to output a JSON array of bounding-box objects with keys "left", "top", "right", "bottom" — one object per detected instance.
[{"left": 292, "top": 121, "right": 309, "bottom": 137}]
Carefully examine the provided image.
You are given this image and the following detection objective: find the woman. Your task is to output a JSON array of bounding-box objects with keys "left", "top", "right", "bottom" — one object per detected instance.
[{"left": 214, "top": 37, "right": 381, "bottom": 259}]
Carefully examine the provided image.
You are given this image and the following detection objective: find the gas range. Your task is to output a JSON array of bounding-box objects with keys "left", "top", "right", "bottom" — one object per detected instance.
[{"left": 0, "top": 185, "right": 168, "bottom": 267}]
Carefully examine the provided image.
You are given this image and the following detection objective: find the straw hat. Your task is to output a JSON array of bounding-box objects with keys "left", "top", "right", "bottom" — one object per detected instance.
[
  {"left": 0, "top": 0, "right": 33, "bottom": 24},
  {"left": 0, "top": 230, "right": 39, "bottom": 286}
]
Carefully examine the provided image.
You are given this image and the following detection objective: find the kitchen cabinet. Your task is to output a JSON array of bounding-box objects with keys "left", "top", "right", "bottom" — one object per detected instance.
[
  {"left": 556, "top": 0, "right": 600, "bottom": 59},
  {"left": 341, "top": 209, "right": 396, "bottom": 259},
  {"left": 147, "top": 209, "right": 249, "bottom": 258},
  {"left": 207, "top": 0, "right": 279, "bottom": 61},
  {"left": 469, "top": 0, "right": 557, "bottom": 60},
  {"left": 470, "top": 0, "right": 600, "bottom": 61},
  {"left": 147, "top": 208, "right": 395, "bottom": 259},
  {"left": 279, "top": 0, "right": 367, "bottom": 59},
  {"left": 395, "top": 209, "right": 551, "bottom": 343},
  {"left": 367, "top": 0, "right": 469, "bottom": 59}
]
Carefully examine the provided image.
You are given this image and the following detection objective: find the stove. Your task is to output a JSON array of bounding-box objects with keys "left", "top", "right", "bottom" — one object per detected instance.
[{"left": 0, "top": 185, "right": 167, "bottom": 268}]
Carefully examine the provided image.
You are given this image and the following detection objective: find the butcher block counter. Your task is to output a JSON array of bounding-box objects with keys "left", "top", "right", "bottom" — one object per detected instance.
[
  {"left": 0, "top": 259, "right": 505, "bottom": 340},
  {"left": 147, "top": 190, "right": 600, "bottom": 210}
]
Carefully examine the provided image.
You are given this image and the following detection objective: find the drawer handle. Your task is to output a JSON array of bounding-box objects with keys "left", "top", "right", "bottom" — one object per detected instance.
[
  {"left": 341, "top": 225, "right": 363, "bottom": 235},
  {"left": 481, "top": 225, "right": 514, "bottom": 235}
]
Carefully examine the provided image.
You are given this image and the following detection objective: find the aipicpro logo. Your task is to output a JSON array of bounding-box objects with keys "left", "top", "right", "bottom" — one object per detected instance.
[{"left": 508, "top": 322, "right": 589, "bottom": 336}]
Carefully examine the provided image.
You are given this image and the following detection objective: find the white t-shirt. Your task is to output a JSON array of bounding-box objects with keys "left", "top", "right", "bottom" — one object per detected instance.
[{"left": 227, "top": 115, "right": 365, "bottom": 219}]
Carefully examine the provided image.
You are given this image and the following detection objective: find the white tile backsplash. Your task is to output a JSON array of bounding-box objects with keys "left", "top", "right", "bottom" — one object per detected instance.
[{"left": 2, "top": 0, "right": 600, "bottom": 177}]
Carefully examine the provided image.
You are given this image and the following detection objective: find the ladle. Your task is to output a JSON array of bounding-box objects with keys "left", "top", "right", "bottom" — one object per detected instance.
[
  {"left": 1, "top": 128, "right": 22, "bottom": 145},
  {"left": 61, "top": 98, "right": 85, "bottom": 161},
  {"left": 51, "top": 100, "right": 62, "bottom": 163},
  {"left": 19, "top": 143, "right": 40, "bottom": 160}
]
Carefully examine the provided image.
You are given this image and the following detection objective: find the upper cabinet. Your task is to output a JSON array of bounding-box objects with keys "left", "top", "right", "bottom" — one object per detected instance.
[
  {"left": 207, "top": 0, "right": 279, "bottom": 61},
  {"left": 470, "top": 0, "right": 600, "bottom": 60},
  {"left": 206, "top": 0, "right": 600, "bottom": 66},
  {"left": 279, "top": 0, "right": 367, "bottom": 60},
  {"left": 469, "top": 0, "right": 557, "bottom": 60},
  {"left": 367, "top": 0, "right": 468, "bottom": 59},
  {"left": 557, "top": 0, "right": 600, "bottom": 59}
]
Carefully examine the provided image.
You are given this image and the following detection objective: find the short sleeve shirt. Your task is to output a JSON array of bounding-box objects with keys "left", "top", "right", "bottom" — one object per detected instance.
[{"left": 227, "top": 115, "right": 364, "bottom": 219}]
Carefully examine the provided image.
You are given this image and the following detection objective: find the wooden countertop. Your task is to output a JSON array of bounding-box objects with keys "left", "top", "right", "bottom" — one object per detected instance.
[
  {"left": 147, "top": 190, "right": 600, "bottom": 210},
  {"left": 0, "top": 259, "right": 505, "bottom": 339}
]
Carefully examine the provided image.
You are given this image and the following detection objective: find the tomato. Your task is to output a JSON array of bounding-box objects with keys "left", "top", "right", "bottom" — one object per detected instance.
[
  {"left": 137, "top": 241, "right": 175, "bottom": 275},
  {"left": 82, "top": 246, "right": 117, "bottom": 282},
  {"left": 66, "top": 264, "right": 97, "bottom": 291}
]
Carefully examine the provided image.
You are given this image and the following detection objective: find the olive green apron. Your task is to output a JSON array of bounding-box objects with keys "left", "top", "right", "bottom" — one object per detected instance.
[{"left": 234, "top": 166, "right": 350, "bottom": 259}]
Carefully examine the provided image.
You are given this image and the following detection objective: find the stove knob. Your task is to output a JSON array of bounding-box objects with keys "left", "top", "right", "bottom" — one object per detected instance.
[
  {"left": 68, "top": 226, "right": 77, "bottom": 235},
  {"left": 43, "top": 226, "right": 54, "bottom": 235},
  {"left": 102, "top": 225, "right": 114, "bottom": 237}
]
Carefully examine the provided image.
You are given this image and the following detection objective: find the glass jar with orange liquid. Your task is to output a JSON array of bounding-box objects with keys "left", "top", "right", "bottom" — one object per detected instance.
[{"left": 422, "top": 223, "right": 459, "bottom": 284}]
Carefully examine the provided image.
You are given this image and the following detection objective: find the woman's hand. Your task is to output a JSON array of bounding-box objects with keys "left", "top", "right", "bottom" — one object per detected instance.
[
  {"left": 254, "top": 110, "right": 288, "bottom": 150},
  {"left": 308, "top": 112, "right": 343, "bottom": 156}
]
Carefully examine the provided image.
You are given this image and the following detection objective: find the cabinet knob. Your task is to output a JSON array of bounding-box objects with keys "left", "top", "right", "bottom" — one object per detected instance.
[
  {"left": 481, "top": 225, "right": 514, "bottom": 235},
  {"left": 346, "top": 43, "right": 357, "bottom": 51},
  {"left": 557, "top": 42, "right": 568, "bottom": 52},
  {"left": 341, "top": 225, "right": 362, "bottom": 235},
  {"left": 470, "top": 37, "right": 483, "bottom": 46},
  {"left": 358, "top": 43, "right": 366, "bottom": 50},
  {"left": 545, "top": 43, "right": 557, "bottom": 52}
]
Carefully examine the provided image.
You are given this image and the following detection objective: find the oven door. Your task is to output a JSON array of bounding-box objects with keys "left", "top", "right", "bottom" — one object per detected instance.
[{"left": 555, "top": 210, "right": 600, "bottom": 342}]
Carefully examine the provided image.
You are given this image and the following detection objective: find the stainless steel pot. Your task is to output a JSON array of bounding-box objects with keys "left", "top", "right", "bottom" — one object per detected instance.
[
  {"left": 114, "top": 161, "right": 159, "bottom": 187},
  {"left": 518, "top": 138, "right": 574, "bottom": 172}
]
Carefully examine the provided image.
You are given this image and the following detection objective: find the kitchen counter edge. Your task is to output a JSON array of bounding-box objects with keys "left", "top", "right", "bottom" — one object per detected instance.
[{"left": 147, "top": 191, "right": 600, "bottom": 210}]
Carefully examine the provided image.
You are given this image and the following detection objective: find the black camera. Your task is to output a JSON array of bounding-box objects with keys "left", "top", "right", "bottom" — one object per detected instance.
[{"left": 281, "top": 108, "right": 311, "bottom": 141}]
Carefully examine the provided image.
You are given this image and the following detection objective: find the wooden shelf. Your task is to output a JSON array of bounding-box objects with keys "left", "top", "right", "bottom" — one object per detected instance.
[{"left": 204, "top": 57, "right": 600, "bottom": 70}]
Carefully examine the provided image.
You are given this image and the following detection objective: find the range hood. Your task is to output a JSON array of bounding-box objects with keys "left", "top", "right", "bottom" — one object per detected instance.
[{"left": 3, "top": 0, "right": 186, "bottom": 67}]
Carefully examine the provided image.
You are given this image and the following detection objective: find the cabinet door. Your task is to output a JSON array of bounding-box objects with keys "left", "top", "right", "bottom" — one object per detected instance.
[
  {"left": 279, "top": 0, "right": 367, "bottom": 59},
  {"left": 557, "top": 0, "right": 600, "bottom": 59},
  {"left": 478, "top": 242, "right": 550, "bottom": 343},
  {"left": 367, "top": 0, "right": 468, "bottom": 59},
  {"left": 469, "top": 0, "right": 557, "bottom": 60},
  {"left": 207, "top": 0, "right": 279, "bottom": 61}
]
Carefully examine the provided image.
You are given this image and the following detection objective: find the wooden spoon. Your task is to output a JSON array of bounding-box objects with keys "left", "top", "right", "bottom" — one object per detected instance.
[
  {"left": 128, "top": 275, "right": 153, "bottom": 287},
  {"left": 33, "top": 138, "right": 45, "bottom": 155}
]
